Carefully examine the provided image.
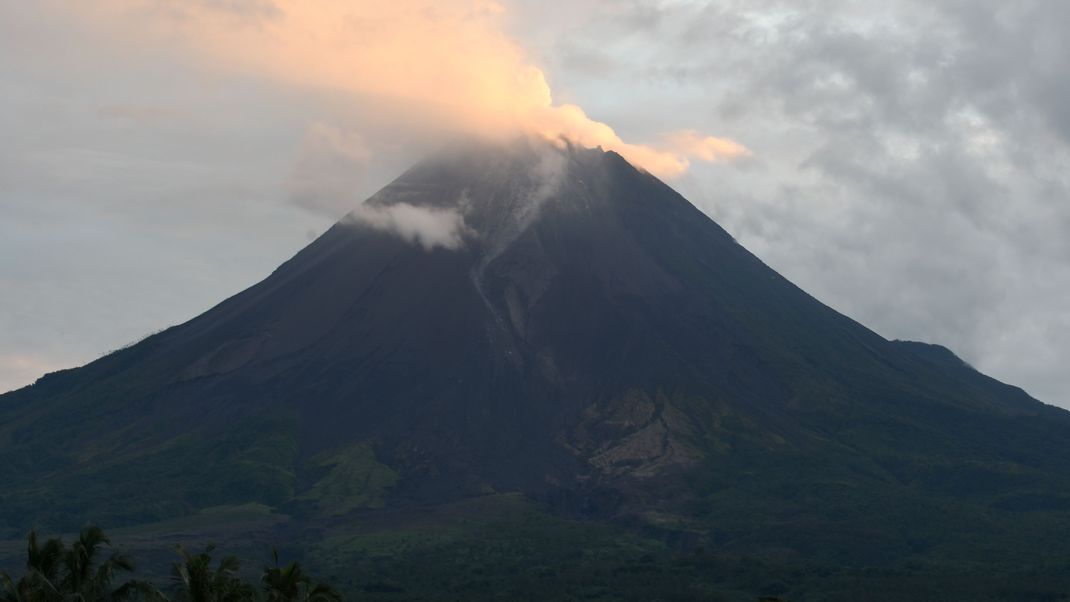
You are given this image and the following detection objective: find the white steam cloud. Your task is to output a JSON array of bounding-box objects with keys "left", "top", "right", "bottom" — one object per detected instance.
[{"left": 349, "top": 203, "right": 473, "bottom": 251}]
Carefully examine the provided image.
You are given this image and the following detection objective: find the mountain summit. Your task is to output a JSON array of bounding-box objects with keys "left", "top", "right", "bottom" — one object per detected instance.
[{"left": 3, "top": 138, "right": 1070, "bottom": 596}]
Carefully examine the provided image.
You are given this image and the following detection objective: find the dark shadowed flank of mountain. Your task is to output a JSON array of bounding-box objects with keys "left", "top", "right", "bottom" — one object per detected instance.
[{"left": 3, "top": 138, "right": 1070, "bottom": 600}]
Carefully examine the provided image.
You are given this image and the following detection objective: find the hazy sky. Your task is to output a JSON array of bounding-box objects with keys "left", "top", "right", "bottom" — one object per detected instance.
[{"left": 2, "top": 1, "right": 1069, "bottom": 408}]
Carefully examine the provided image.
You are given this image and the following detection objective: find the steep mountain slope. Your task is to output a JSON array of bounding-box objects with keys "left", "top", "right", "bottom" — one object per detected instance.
[{"left": 2, "top": 138, "right": 1070, "bottom": 594}]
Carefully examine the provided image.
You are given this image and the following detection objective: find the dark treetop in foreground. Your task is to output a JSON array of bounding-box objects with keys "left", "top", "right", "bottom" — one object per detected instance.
[{"left": 0, "top": 527, "right": 340, "bottom": 602}]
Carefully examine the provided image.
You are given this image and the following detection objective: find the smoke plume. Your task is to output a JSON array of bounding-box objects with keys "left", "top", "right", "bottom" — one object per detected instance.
[{"left": 72, "top": 0, "right": 748, "bottom": 178}]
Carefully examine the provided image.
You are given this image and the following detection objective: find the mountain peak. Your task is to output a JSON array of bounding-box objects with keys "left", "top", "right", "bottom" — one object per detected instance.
[
  {"left": 3, "top": 138, "right": 1068, "bottom": 591},
  {"left": 359, "top": 136, "right": 623, "bottom": 217},
  {"left": 336, "top": 135, "right": 663, "bottom": 277}
]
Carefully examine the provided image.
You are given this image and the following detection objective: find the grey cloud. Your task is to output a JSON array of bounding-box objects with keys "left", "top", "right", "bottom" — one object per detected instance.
[{"left": 512, "top": 0, "right": 1070, "bottom": 406}]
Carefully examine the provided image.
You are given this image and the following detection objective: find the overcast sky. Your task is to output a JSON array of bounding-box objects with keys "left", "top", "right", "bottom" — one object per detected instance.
[{"left": 2, "top": 0, "right": 1069, "bottom": 408}]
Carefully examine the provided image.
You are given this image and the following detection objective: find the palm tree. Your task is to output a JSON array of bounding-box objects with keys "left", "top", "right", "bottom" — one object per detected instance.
[
  {"left": 170, "top": 545, "right": 256, "bottom": 602},
  {"left": 62, "top": 525, "right": 162, "bottom": 600},
  {"left": 3, "top": 530, "right": 344, "bottom": 602},
  {"left": 261, "top": 549, "right": 341, "bottom": 602},
  {"left": 0, "top": 527, "right": 162, "bottom": 602},
  {"left": 0, "top": 528, "right": 65, "bottom": 602}
]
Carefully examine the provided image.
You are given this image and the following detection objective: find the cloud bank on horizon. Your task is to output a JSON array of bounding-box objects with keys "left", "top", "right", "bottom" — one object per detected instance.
[{"left": 75, "top": 0, "right": 748, "bottom": 179}]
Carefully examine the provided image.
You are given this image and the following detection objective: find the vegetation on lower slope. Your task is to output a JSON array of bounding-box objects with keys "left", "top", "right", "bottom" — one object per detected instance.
[
  {"left": 3, "top": 496, "right": 1070, "bottom": 600},
  {"left": 291, "top": 493, "right": 1070, "bottom": 602},
  {"left": 0, "top": 412, "right": 300, "bottom": 537}
]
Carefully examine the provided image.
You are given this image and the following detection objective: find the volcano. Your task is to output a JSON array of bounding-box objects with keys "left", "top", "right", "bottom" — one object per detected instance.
[{"left": 3, "top": 138, "right": 1070, "bottom": 598}]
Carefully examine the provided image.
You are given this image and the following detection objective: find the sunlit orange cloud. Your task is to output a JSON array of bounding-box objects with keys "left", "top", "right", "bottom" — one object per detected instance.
[{"left": 74, "top": 0, "right": 748, "bottom": 178}]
